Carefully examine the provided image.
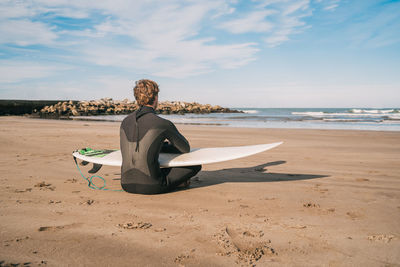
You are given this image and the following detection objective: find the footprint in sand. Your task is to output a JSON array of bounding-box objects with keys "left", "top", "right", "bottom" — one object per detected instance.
[
  {"left": 260, "top": 197, "right": 276, "bottom": 201},
  {"left": 34, "top": 181, "right": 55, "bottom": 191},
  {"left": 214, "top": 226, "right": 276, "bottom": 265},
  {"left": 288, "top": 224, "right": 307, "bottom": 229},
  {"left": 356, "top": 178, "right": 370, "bottom": 182},
  {"left": 14, "top": 188, "right": 32, "bottom": 193},
  {"left": 79, "top": 199, "right": 95, "bottom": 205},
  {"left": 346, "top": 211, "right": 363, "bottom": 220},
  {"left": 117, "top": 222, "right": 152, "bottom": 230},
  {"left": 38, "top": 223, "right": 81, "bottom": 232},
  {"left": 16, "top": 199, "right": 33, "bottom": 204},
  {"left": 0, "top": 260, "right": 33, "bottom": 266},
  {"left": 3, "top": 236, "right": 30, "bottom": 247},
  {"left": 367, "top": 234, "right": 395, "bottom": 243},
  {"left": 303, "top": 202, "right": 320, "bottom": 208},
  {"left": 227, "top": 198, "right": 242, "bottom": 203},
  {"left": 174, "top": 254, "right": 190, "bottom": 265}
]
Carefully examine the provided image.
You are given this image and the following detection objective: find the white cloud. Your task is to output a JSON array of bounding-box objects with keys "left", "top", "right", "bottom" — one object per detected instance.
[
  {"left": 0, "top": 61, "right": 60, "bottom": 83},
  {"left": 219, "top": 0, "right": 313, "bottom": 47},
  {"left": 82, "top": 39, "right": 258, "bottom": 78},
  {"left": 265, "top": 34, "right": 290, "bottom": 46},
  {"left": 324, "top": 4, "right": 338, "bottom": 11},
  {"left": 0, "top": 19, "right": 57, "bottom": 46},
  {"left": 265, "top": 0, "right": 312, "bottom": 47},
  {"left": 218, "top": 10, "right": 274, "bottom": 33},
  {"left": 72, "top": 1, "right": 260, "bottom": 78},
  {"left": 0, "top": 1, "right": 33, "bottom": 19},
  {"left": 283, "top": 0, "right": 309, "bottom": 15},
  {"left": 0, "top": 0, "right": 338, "bottom": 80},
  {"left": 323, "top": 0, "right": 340, "bottom": 11},
  {"left": 0, "top": 0, "right": 260, "bottom": 79},
  {"left": 265, "top": 12, "right": 310, "bottom": 47}
]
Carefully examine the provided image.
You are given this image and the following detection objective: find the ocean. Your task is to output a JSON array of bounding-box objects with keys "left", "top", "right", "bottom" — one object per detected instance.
[{"left": 76, "top": 108, "right": 400, "bottom": 131}]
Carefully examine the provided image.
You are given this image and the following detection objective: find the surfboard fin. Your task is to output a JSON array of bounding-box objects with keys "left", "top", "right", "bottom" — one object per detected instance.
[
  {"left": 80, "top": 161, "right": 89, "bottom": 166},
  {"left": 88, "top": 163, "right": 103, "bottom": 174}
]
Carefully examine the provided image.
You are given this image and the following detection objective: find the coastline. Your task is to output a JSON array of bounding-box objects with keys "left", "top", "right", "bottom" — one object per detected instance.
[
  {"left": 1, "top": 116, "right": 399, "bottom": 266},
  {"left": 2, "top": 100, "right": 399, "bottom": 132},
  {"left": 14, "top": 114, "right": 400, "bottom": 132},
  {"left": 67, "top": 107, "right": 400, "bottom": 132}
]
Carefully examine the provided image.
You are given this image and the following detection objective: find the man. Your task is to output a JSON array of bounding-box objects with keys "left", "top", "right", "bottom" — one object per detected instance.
[{"left": 120, "top": 79, "right": 201, "bottom": 194}]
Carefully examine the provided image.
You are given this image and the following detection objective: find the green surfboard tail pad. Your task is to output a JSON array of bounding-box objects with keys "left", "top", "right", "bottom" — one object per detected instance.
[{"left": 78, "top": 148, "right": 117, "bottom": 158}]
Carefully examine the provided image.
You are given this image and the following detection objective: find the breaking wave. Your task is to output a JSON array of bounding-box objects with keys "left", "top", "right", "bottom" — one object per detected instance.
[
  {"left": 240, "top": 109, "right": 259, "bottom": 114},
  {"left": 74, "top": 108, "right": 400, "bottom": 131},
  {"left": 349, "top": 109, "right": 398, "bottom": 114}
]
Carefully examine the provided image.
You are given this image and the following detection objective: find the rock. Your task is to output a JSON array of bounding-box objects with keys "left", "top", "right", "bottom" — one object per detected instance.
[
  {"left": 38, "top": 99, "right": 242, "bottom": 117},
  {"left": 71, "top": 108, "right": 79, "bottom": 116}
]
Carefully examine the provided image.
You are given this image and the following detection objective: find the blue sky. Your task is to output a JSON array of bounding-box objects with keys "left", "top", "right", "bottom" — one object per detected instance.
[{"left": 0, "top": 0, "right": 399, "bottom": 107}]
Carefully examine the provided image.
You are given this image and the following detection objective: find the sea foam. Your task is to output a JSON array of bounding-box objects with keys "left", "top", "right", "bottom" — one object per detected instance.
[
  {"left": 241, "top": 110, "right": 259, "bottom": 114},
  {"left": 350, "top": 109, "right": 396, "bottom": 114}
]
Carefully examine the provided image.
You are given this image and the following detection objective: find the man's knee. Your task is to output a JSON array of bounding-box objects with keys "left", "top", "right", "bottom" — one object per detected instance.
[{"left": 192, "top": 165, "right": 202, "bottom": 174}]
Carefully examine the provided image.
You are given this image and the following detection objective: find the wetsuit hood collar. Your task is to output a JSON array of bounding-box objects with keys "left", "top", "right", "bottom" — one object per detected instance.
[{"left": 136, "top": 105, "right": 156, "bottom": 119}]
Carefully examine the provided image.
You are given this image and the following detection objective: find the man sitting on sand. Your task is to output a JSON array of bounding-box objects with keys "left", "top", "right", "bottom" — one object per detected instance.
[{"left": 120, "top": 79, "right": 201, "bottom": 194}]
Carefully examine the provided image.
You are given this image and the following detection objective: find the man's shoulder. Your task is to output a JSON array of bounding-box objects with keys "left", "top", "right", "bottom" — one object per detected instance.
[
  {"left": 151, "top": 113, "right": 174, "bottom": 128},
  {"left": 121, "top": 112, "right": 136, "bottom": 126}
]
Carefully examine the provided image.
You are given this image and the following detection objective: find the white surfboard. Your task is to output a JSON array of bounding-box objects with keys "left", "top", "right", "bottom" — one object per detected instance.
[{"left": 72, "top": 142, "right": 283, "bottom": 168}]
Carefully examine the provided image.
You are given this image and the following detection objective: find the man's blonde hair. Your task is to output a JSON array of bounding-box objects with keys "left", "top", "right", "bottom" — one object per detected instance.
[{"left": 133, "top": 79, "right": 160, "bottom": 106}]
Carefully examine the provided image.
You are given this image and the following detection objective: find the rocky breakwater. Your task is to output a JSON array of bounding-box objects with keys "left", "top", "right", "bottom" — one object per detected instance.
[{"left": 39, "top": 98, "right": 241, "bottom": 118}]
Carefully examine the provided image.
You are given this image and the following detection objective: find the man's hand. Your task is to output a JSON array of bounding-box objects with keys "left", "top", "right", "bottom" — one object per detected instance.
[{"left": 161, "top": 141, "right": 181, "bottom": 153}]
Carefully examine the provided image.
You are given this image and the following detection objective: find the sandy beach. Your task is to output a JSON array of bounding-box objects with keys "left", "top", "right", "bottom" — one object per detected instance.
[{"left": 0, "top": 116, "right": 399, "bottom": 266}]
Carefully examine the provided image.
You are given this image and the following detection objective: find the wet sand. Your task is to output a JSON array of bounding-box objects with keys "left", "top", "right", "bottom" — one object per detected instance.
[{"left": 0, "top": 116, "right": 399, "bottom": 266}]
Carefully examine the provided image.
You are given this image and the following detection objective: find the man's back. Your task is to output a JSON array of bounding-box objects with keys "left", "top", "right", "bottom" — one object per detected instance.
[{"left": 120, "top": 106, "right": 190, "bottom": 189}]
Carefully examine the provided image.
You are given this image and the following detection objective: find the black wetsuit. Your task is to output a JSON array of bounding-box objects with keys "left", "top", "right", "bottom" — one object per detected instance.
[{"left": 120, "top": 106, "right": 201, "bottom": 194}]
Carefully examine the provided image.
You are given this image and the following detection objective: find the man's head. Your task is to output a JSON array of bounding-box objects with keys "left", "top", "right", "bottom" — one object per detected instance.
[{"left": 133, "top": 79, "right": 159, "bottom": 108}]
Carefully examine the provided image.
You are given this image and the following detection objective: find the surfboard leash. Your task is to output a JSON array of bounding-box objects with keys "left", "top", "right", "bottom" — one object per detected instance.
[{"left": 73, "top": 156, "right": 122, "bottom": 192}]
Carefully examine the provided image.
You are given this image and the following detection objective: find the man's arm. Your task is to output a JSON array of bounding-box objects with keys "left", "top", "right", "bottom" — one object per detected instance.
[
  {"left": 161, "top": 141, "right": 181, "bottom": 153},
  {"left": 164, "top": 122, "right": 190, "bottom": 153}
]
